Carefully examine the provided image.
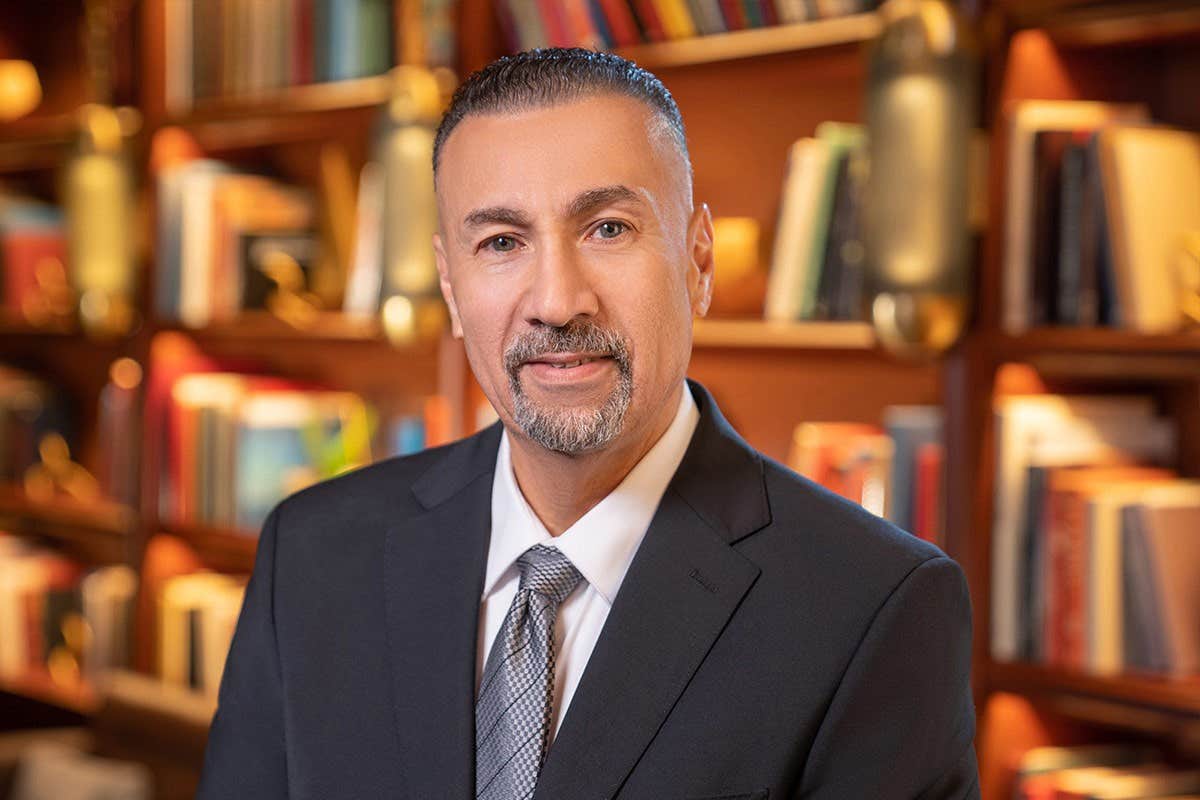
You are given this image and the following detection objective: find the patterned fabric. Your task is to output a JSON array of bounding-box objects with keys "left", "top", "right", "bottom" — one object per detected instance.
[{"left": 475, "top": 544, "right": 583, "bottom": 800}]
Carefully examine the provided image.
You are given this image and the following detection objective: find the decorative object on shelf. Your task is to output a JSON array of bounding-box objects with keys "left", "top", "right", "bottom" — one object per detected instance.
[
  {"left": 23, "top": 432, "right": 101, "bottom": 504},
  {"left": 862, "top": 0, "right": 978, "bottom": 356},
  {"left": 62, "top": 103, "right": 140, "bottom": 337},
  {"left": 375, "top": 65, "right": 447, "bottom": 346},
  {"left": 1179, "top": 231, "right": 1200, "bottom": 327},
  {"left": 709, "top": 217, "right": 766, "bottom": 317},
  {"left": 0, "top": 60, "right": 41, "bottom": 121}
]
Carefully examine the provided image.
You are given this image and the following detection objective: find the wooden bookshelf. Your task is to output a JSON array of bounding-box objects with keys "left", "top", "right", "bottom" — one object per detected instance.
[
  {"left": 0, "top": 485, "right": 135, "bottom": 564},
  {"left": 159, "top": 522, "right": 259, "bottom": 575},
  {"left": 988, "top": 661, "right": 1200, "bottom": 720},
  {"left": 692, "top": 319, "right": 876, "bottom": 350},
  {"left": 0, "top": 670, "right": 100, "bottom": 716},
  {"left": 0, "top": 113, "right": 76, "bottom": 174},
  {"left": 161, "top": 311, "right": 387, "bottom": 344},
  {"left": 616, "top": 12, "right": 882, "bottom": 68},
  {"left": 988, "top": 328, "right": 1200, "bottom": 357}
]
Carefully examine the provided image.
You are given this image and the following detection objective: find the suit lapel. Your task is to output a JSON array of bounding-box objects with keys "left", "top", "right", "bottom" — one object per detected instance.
[
  {"left": 533, "top": 381, "right": 769, "bottom": 800},
  {"left": 383, "top": 426, "right": 500, "bottom": 800}
]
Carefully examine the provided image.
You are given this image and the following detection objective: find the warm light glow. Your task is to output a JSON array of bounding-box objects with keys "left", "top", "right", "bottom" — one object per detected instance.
[
  {"left": 110, "top": 357, "right": 144, "bottom": 390},
  {"left": 0, "top": 60, "right": 42, "bottom": 121}
]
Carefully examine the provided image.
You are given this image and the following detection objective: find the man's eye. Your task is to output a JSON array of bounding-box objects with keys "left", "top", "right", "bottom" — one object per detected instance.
[
  {"left": 594, "top": 221, "right": 628, "bottom": 240},
  {"left": 484, "top": 235, "right": 518, "bottom": 253}
]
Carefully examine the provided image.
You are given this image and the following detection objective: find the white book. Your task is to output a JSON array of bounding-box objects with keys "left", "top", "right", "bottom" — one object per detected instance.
[
  {"left": 0, "top": 552, "right": 49, "bottom": 680},
  {"left": 765, "top": 138, "right": 830, "bottom": 322},
  {"left": 344, "top": 161, "right": 385, "bottom": 317},
  {"left": 179, "top": 162, "right": 232, "bottom": 328},
  {"left": 1000, "top": 100, "right": 1147, "bottom": 333}
]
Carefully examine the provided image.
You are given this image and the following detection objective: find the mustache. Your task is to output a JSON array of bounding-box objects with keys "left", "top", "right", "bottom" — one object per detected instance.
[{"left": 503, "top": 320, "right": 631, "bottom": 374}]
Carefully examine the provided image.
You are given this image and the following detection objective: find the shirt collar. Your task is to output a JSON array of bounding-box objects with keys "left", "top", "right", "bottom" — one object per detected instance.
[{"left": 485, "top": 383, "right": 700, "bottom": 605}]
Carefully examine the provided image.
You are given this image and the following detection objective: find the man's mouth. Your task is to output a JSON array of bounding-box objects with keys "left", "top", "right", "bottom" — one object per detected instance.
[{"left": 525, "top": 353, "right": 611, "bottom": 369}]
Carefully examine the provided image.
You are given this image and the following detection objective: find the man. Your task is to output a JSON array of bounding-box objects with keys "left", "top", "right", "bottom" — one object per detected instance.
[{"left": 198, "top": 48, "right": 979, "bottom": 799}]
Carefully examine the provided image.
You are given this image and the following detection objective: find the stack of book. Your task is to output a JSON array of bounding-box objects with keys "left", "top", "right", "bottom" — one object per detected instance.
[
  {"left": 0, "top": 534, "right": 137, "bottom": 684},
  {"left": 766, "top": 122, "right": 869, "bottom": 324},
  {"left": 0, "top": 193, "right": 67, "bottom": 325},
  {"left": 786, "top": 405, "right": 944, "bottom": 545},
  {"left": 155, "top": 160, "right": 319, "bottom": 328},
  {"left": 0, "top": 364, "right": 69, "bottom": 485},
  {"left": 1012, "top": 744, "right": 1200, "bottom": 799},
  {"left": 1001, "top": 100, "right": 1200, "bottom": 333},
  {"left": 990, "top": 393, "right": 1200, "bottom": 677},
  {"left": 162, "top": 372, "right": 375, "bottom": 532},
  {"left": 157, "top": 571, "right": 247, "bottom": 699},
  {"left": 497, "top": 0, "right": 877, "bottom": 51},
  {"left": 163, "top": 0, "right": 396, "bottom": 112}
]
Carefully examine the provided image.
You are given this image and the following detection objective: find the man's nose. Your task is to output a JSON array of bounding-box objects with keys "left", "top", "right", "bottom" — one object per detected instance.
[{"left": 524, "top": 238, "right": 600, "bottom": 327}]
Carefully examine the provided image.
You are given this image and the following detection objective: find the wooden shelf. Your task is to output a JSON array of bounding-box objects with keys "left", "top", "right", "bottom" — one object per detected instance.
[
  {"left": 693, "top": 318, "right": 876, "bottom": 350},
  {"left": 0, "top": 113, "right": 75, "bottom": 174},
  {"left": 164, "top": 75, "right": 391, "bottom": 151},
  {"left": 159, "top": 311, "right": 389, "bottom": 343},
  {"left": 1035, "top": 1, "right": 1200, "bottom": 48},
  {"left": 0, "top": 670, "right": 100, "bottom": 716},
  {"left": 988, "top": 661, "right": 1200, "bottom": 721},
  {"left": 0, "top": 485, "right": 135, "bottom": 563},
  {"left": 615, "top": 13, "right": 881, "bottom": 69},
  {"left": 0, "top": 315, "right": 80, "bottom": 337},
  {"left": 988, "top": 328, "right": 1200, "bottom": 357},
  {"left": 161, "top": 521, "right": 259, "bottom": 574}
]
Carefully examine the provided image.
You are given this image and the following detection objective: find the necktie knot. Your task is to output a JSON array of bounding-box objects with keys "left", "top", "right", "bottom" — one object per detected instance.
[{"left": 516, "top": 544, "right": 583, "bottom": 606}]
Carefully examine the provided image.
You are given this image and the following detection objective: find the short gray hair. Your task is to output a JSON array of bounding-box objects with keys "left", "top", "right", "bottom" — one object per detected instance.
[{"left": 433, "top": 47, "right": 690, "bottom": 185}]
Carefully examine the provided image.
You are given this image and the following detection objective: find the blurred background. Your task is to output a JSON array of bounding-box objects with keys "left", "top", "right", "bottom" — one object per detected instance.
[{"left": 1, "top": 0, "right": 1199, "bottom": 797}]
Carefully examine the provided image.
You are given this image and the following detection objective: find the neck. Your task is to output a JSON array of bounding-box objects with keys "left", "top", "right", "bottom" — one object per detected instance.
[{"left": 507, "top": 383, "right": 684, "bottom": 536}]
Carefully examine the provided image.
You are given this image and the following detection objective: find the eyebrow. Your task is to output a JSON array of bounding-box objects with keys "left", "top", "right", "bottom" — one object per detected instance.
[{"left": 460, "top": 184, "right": 646, "bottom": 233}]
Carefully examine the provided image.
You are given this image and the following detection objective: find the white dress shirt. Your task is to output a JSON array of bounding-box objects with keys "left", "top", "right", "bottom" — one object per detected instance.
[{"left": 477, "top": 383, "right": 700, "bottom": 744}]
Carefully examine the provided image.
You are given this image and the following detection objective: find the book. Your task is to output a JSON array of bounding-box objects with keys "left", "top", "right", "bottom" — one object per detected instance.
[
  {"left": 1121, "top": 482, "right": 1200, "bottom": 676},
  {"left": 765, "top": 138, "right": 830, "bottom": 321},
  {"left": 788, "top": 422, "right": 893, "bottom": 517},
  {"left": 989, "top": 393, "right": 1170, "bottom": 662},
  {"left": 1096, "top": 125, "right": 1200, "bottom": 333},
  {"left": 1001, "top": 100, "right": 1148, "bottom": 333}
]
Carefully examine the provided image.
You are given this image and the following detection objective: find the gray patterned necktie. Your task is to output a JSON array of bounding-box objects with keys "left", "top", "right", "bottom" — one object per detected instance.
[{"left": 475, "top": 544, "right": 583, "bottom": 800}]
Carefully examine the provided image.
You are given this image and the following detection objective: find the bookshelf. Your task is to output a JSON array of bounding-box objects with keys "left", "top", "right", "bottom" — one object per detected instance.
[{"left": 2, "top": 1, "right": 1199, "bottom": 798}]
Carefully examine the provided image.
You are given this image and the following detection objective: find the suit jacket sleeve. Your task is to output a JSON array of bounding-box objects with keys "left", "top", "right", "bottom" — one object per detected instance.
[
  {"left": 196, "top": 505, "right": 289, "bottom": 798},
  {"left": 798, "top": 555, "right": 980, "bottom": 800}
]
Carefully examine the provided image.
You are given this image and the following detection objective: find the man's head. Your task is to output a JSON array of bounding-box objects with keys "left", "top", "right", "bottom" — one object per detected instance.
[{"left": 432, "top": 48, "right": 714, "bottom": 457}]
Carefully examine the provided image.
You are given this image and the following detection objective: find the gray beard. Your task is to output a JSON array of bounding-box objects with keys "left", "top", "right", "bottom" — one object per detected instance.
[{"left": 504, "top": 321, "right": 634, "bottom": 455}]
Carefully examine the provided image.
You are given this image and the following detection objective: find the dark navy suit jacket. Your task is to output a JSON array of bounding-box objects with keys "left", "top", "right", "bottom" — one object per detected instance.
[{"left": 197, "top": 380, "right": 980, "bottom": 799}]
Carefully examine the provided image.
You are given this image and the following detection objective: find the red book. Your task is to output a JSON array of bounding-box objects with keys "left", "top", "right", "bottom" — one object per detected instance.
[
  {"left": 630, "top": 0, "right": 667, "bottom": 41},
  {"left": 563, "top": 0, "right": 602, "bottom": 46},
  {"left": 597, "top": 0, "right": 642, "bottom": 45},
  {"left": 535, "top": 0, "right": 575, "bottom": 45},
  {"left": 718, "top": 0, "right": 748, "bottom": 29},
  {"left": 1, "top": 230, "right": 67, "bottom": 317},
  {"left": 292, "top": 0, "right": 314, "bottom": 85},
  {"left": 913, "top": 441, "right": 943, "bottom": 546},
  {"left": 758, "top": 0, "right": 778, "bottom": 25},
  {"left": 1043, "top": 466, "right": 1172, "bottom": 668}
]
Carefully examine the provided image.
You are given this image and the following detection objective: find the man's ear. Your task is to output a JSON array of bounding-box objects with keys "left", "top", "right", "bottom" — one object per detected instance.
[
  {"left": 686, "top": 202, "right": 715, "bottom": 317},
  {"left": 433, "top": 233, "right": 463, "bottom": 338}
]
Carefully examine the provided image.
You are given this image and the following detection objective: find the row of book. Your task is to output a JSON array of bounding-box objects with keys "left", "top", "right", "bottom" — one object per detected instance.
[
  {"left": 496, "top": 0, "right": 876, "bottom": 51},
  {"left": 1002, "top": 100, "right": 1200, "bottom": 334},
  {"left": 1013, "top": 743, "right": 1200, "bottom": 799},
  {"left": 766, "top": 122, "right": 869, "bottom": 324},
  {"left": 158, "top": 570, "right": 247, "bottom": 699},
  {"left": 163, "top": 0, "right": 397, "bottom": 112},
  {"left": 158, "top": 363, "right": 453, "bottom": 532},
  {"left": 0, "top": 193, "right": 69, "bottom": 326},
  {"left": 786, "top": 405, "right": 944, "bottom": 546},
  {"left": 155, "top": 160, "right": 321, "bottom": 327},
  {"left": 0, "top": 534, "right": 137, "bottom": 683},
  {"left": 990, "top": 393, "right": 1200, "bottom": 677}
]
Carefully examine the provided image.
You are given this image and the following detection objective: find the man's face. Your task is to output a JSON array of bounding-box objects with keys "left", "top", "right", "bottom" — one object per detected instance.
[{"left": 433, "top": 92, "right": 714, "bottom": 456}]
